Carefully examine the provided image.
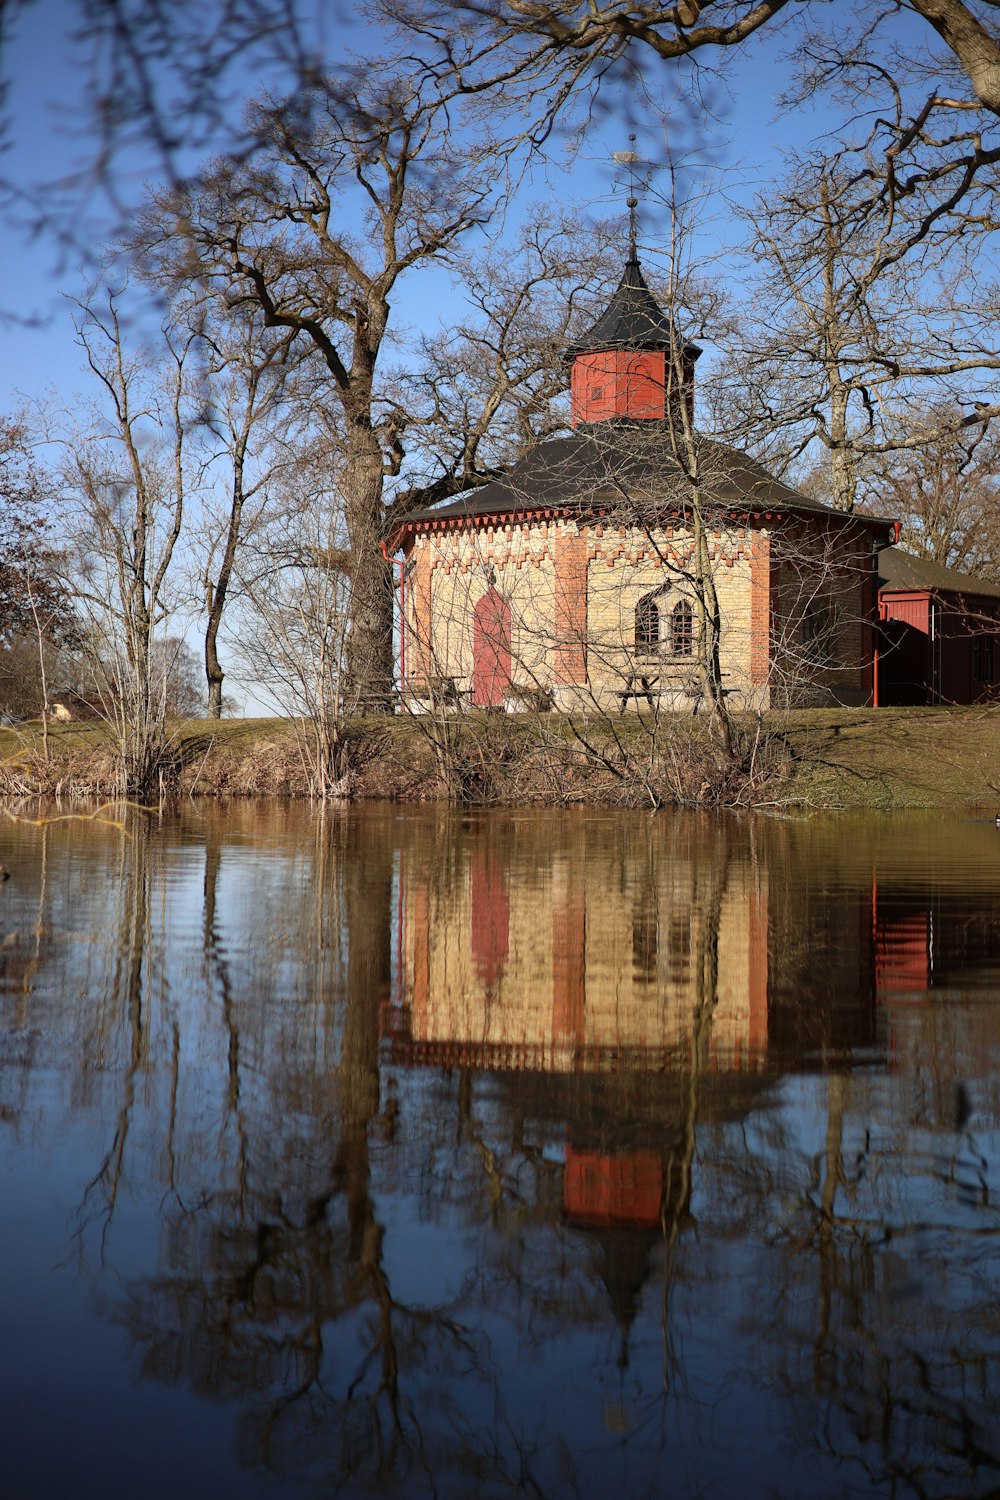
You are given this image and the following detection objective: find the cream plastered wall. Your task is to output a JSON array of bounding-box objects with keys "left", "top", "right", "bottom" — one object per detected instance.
[
  {"left": 405, "top": 512, "right": 873, "bottom": 711},
  {"left": 407, "top": 524, "right": 557, "bottom": 692},
  {"left": 400, "top": 845, "right": 768, "bottom": 1073},
  {"left": 406, "top": 517, "right": 760, "bottom": 708}
]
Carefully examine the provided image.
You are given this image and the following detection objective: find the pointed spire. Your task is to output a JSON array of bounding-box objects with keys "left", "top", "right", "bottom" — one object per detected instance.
[
  {"left": 565, "top": 257, "right": 701, "bottom": 358},
  {"left": 564, "top": 140, "right": 703, "bottom": 425}
]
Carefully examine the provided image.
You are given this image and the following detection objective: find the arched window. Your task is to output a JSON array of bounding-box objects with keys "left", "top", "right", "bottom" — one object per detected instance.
[
  {"left": 671, "top": 599, "right": 694, "bottom": 657},
  {"left": 635, "top": 593, "right": 660, "bottom": 656}
]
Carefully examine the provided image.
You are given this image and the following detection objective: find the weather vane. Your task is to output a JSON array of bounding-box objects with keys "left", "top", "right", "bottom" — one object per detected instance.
[{"left": 611, "top": 134, "right": 655, "bottom": 261}]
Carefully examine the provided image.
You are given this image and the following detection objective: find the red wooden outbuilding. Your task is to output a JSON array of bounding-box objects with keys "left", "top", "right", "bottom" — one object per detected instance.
[{"left": 877, "top": 547, "right": 1000, "bottom": 706}]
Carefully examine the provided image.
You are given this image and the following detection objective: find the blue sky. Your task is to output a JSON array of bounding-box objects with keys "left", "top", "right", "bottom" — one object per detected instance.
[
  {"left": 0, "top": 0, "right": 860, "bottom": 417},
  {"left": 1, "top": 1, "right": 951, "bottom": 714}
]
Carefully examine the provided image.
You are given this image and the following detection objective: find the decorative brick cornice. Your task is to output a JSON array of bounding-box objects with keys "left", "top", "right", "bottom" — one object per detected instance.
[{"left": 385, "top": 502, "right": 808, "bottom": 555}]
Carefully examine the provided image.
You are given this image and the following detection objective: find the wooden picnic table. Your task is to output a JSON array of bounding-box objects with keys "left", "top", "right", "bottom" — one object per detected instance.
[{"left": 617, "top": 667, "right": 732, "bottom": 714}]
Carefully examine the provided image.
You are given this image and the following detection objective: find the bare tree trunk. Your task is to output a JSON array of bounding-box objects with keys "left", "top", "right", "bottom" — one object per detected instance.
[
  {"left": 689, "top": 488, "right": 734, "bottom": 755},
  {"left": 820, "top": 171, "right": 858, "bottom": 516},
  {"left": 341, "top": 430, "right": 395, "bottom": 709},
  {"left": 204, "top": 461, "right": 243, "bottom": 718}
]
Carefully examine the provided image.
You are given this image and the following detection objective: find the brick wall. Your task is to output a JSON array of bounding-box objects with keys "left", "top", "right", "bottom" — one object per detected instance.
[
  {"left": 397, "top": 833, "right": 768, "bottom": 1072},
  {"left": 403, "top": 511, "right": 873, "bottom": 712}
]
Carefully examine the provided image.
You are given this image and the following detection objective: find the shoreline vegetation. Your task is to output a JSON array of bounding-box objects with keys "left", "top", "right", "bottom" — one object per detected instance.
[{"left": 2, "top": 707, "right": 1000, "bottom": 811}]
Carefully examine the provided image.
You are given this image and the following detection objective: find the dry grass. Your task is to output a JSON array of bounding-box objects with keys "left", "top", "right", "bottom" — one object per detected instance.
[
  {"left": 2, "top": 705, "right": 999, "bottom": 809},
  {"left": 771, "top": 704, "right": 1000, "bottom": 810}
]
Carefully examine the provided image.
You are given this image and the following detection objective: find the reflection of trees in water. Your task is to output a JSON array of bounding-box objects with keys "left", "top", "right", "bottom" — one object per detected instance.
[
  {"left": 77, "top": 810, "right": 151, "bottom": 1248},
  {"left": 694, "top": 1058, "right": 1000, "bottom": 1495},
  {"left": 4, "top": 807, "right": 1000, "bottom": 1493},
  {"left": 67, "top": 809, "right": 755, "bottom": 1490},
  {"left": 64, "top": 809, "right": 513, "bottom": 1491}
]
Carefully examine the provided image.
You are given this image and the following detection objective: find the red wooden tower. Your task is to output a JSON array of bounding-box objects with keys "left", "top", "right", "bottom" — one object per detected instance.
[{"left": 566, "top": 222, "right": 701, "bottom": 428}]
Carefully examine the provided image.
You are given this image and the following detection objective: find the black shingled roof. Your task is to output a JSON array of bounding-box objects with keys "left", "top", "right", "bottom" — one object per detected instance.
[
  {"left": 878, "top": 546, "right": 1000, "bottom": 599},
  {"left": 565, "top": 256, "right": 702, "bottom": 360},
  {"left": 399, "top": 426, "right": 891, "bottom": 530}
]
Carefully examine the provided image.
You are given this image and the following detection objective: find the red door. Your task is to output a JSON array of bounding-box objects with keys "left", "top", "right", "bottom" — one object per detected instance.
[{"left": 473, "top": 588, "right": 511, "bottom": 707}]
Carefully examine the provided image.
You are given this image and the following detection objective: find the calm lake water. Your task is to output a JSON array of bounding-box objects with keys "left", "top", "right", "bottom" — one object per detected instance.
[{"left": 2, "top": 802, "right": 1000, "bottom": 1499}]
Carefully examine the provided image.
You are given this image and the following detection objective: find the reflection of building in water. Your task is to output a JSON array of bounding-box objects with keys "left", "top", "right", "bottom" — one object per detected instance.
[
  {"left": 386, "top": 829, "right": 769, "bottom": 1074},
  {"left": 872, "top": 868, "right": 1000, "bottom": 1092},
  {"left": 875, "top": 898, "right": 932, "bottom": 1004},
  {"left": 382, "top": 815, "right": 891, "bottom": 1352},
  {"left": 863, "top": 818, "right": 1000, "bottom": 1016},
  {"left": 874, "top": 881, "right": 1000, "bottom": 1002},
  {"left": 383, "top": 817, "right": 776, "bottom": 1353}
]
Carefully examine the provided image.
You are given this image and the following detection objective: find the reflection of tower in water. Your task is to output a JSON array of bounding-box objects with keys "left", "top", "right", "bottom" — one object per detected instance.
[{"left": 383, "top": 816, "right": 777, "bottom": 1353}]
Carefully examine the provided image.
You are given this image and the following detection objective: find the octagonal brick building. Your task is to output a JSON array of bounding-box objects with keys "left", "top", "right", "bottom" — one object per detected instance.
[{"left": 389, "top": 247, "right": 893, "bottom": 713}]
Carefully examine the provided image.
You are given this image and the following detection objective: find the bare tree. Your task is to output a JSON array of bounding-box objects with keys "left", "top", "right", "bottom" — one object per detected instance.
[
  {"left": 714, "top": 154, "right": 1000, "bottom": 515},
  {"left": 234, "top": 483, "right": 353, "bottom": 798},
  {"left": 859, "top": 406, "right": 1000, "bottom": 577},
  {"left": 131, "top": 65, "right": 521, "bottom": 711},
  {"left": 0, "top": 415, "right": 76, "bottom": 727},
  {"left": 187, "top": 299, "right": 300, "bottom": 716},
  {"left": 61, "top": 291, "right": 195, "bottom": 796},
  {"left": 151, "top": 635, "right": 207, "bottom": 717}
]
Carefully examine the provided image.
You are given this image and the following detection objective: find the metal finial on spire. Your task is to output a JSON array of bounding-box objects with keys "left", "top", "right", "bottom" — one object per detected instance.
[
  {"left": 627, "top": 195, "right": 638, "bottom": 260},
  {"left": 612, "top": 132, "right": 645, "bottom": 264}
]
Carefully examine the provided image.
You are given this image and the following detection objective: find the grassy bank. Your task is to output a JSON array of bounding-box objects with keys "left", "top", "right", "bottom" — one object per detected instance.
[{"left": 1, "top": 706, "right": 999, "bottom": 809}]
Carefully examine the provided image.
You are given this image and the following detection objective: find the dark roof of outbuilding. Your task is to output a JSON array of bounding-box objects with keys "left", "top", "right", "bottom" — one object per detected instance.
[
  {"left": 565, "top": 257, "right": 702, "bottom": 361},
  {"left": 878, "top": 546, "right": 1000, "bottom": 599},
  {"left": 397, "top": 425, "right": 893, "bottom": 531}
]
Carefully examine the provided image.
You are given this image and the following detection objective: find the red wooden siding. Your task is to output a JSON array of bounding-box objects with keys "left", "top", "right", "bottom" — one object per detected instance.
[
  {"left": 563, "top": 1146, "right": 663, "bottom": 1228},
  {"left": 571, "top": 350, "right": 666, "bottom": 424},
  {"left": 878, "top": 593, "right": 931, "bottom": 705},
  {"left": 879, "top": 590, "right": 1000, "bottom": 705}
]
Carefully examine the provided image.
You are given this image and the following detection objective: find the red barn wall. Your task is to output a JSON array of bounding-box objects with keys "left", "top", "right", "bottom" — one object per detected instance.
[
  {"left": 878, "top": 592, "right": 930, "bottom": 705},
  {"left": 879, "top": 590, "right": 1000, "bottom": 705}
]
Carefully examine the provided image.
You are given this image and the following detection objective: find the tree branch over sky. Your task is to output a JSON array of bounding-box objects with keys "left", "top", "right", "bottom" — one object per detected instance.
[
  {"left": 712, "top": 149, "right": 1000, "bottom": 511},
  {"left": 0, "top": 0, "right": 332, "bottom": 241},
  {"left": 386, "top": 0, "right": 1000, "bottom": 244},
  {"left": 5, "top": 0, "right": 1000, "bottom": 269},
  {"left": 126, "top": 57, "right": 638, "bottom": 708}
]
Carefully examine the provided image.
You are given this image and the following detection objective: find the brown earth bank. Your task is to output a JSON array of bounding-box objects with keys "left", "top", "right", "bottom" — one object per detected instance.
[{"left": 1, "top": 707, "right": 1000, "bottom": 810}]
